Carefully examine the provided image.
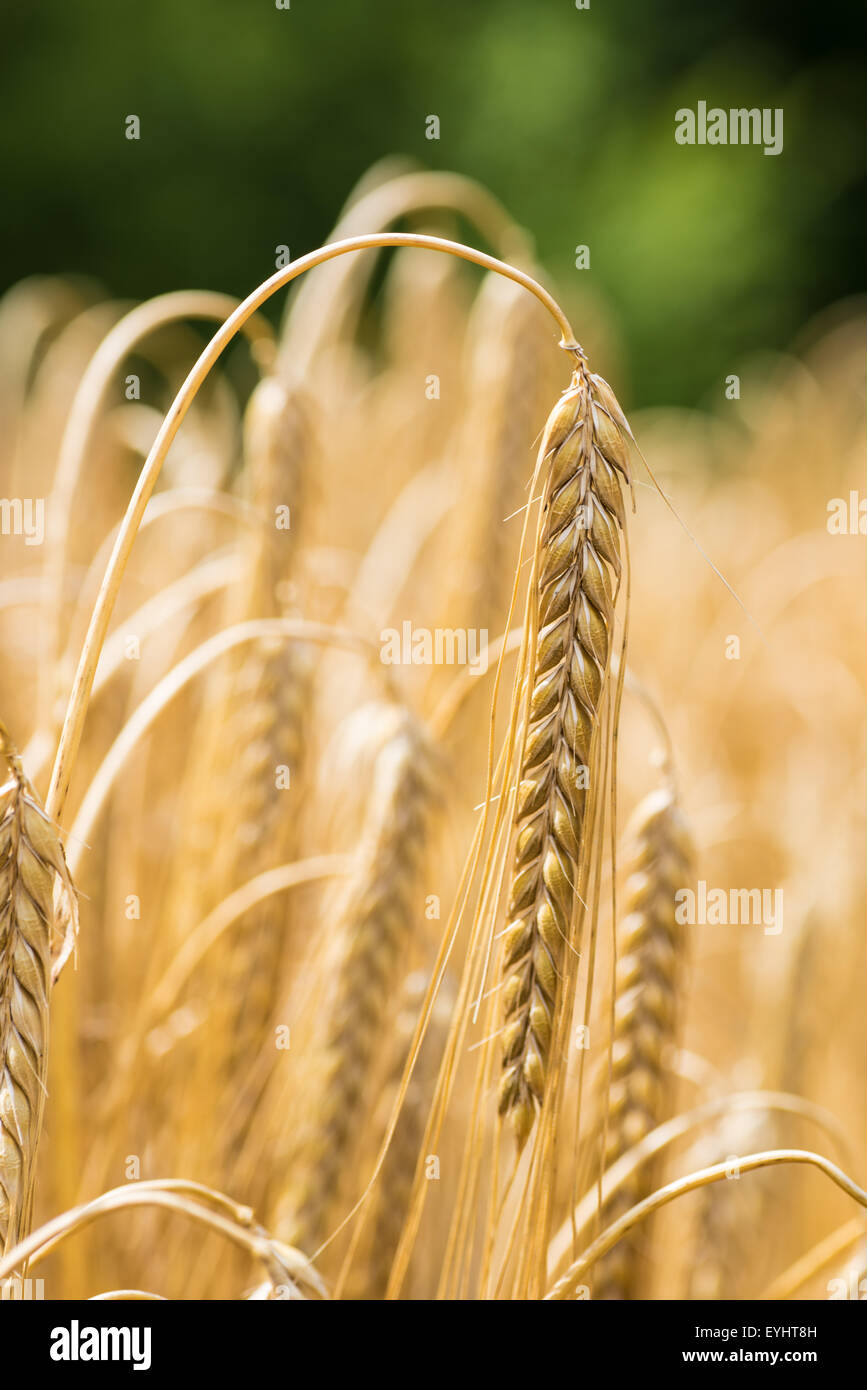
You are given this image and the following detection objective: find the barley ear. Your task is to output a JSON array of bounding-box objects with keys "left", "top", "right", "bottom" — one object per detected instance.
[
  {"left": 278, "top": 703, "right": 438, "bottom": 1253},
  {"left": 499, "top": 363, "right": 632, "bottom": 1146},
  {"left": 595, "top": 781, "right": 693, "bottom": 1299},
  {"left": 0, "top": 721, "right": 77, "bottom": 1255}
]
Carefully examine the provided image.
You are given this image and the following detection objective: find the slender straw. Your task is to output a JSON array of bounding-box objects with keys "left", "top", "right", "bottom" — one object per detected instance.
[
  {"left": 46, "top": 232, "right": 579, "bottom": 825},
  {"left": 40, "top": 290, "right": 273, "bottom": 729},
  {"left": 545, "top": 1148, "right": 867, "bottom": 1299}
]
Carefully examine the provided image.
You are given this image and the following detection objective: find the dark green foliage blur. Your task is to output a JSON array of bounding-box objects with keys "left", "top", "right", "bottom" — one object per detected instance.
[{"left": 1, "top": 0, "right": 864, "bottom": 406}]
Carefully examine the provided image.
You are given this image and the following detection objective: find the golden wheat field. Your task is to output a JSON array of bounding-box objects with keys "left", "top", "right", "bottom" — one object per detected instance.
[{"left": 1, "top": 164, "right": 866, "bottom": 1303}]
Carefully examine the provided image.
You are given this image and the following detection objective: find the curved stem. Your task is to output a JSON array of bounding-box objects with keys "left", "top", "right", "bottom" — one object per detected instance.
[
  {"left": 281, "top": 170, "right": 535, "bottom": 370},
  {"left": 65, "top": 617, "right": 385, "bottom": 878},
  {"left": 79, "top": 855, "right": 354, "bottom": 1203},
  {"left": 90, "top": 1289, "right": 167, "bottom": 1301},
  {"left": 546, "top": 1149, "right": 867, "bottom": 1300},
  {"left": 41, "top": 290, "right": 273, "bottom": 728},
  {"left": 24, "top": 550, "right": 240, "bottom": 788},
  {"left": 546, "top": 1089, "right": 855, "bottom": 1274},
  {"left": 46, "top": 232, "right": 577, "bottom": 824},
  {"left": 0, "top": 1185, "right": 266, "bottom": 1287},
  {"left": 71, "top": 486, "right": 261, "bottom": 634},
  {"left": 150, "top": 855, "right": 353, "bottom": 1024}
]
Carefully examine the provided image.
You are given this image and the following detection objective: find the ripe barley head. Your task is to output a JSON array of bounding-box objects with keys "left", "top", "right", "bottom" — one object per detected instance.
[
  {"left": 499, "top": 362, "right": 633, "bottom": 1146},
  {"left": 0, "top": 722, "right": 76, "bottom": 1255}
]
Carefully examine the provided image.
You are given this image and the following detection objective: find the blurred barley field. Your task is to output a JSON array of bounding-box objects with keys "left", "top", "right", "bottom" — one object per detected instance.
[{"left": 1, "top": 156, "right": 866, "bottom": 1300}]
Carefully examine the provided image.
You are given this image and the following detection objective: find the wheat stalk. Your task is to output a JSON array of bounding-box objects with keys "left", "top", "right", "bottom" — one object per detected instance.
[
  {"left": 499, "top": 361, "right": 633, "bottom": 1146},
  {"left": 0, "top": 721, "right": 76, "bottom": 1256},
  {"left": 594, "top": 781, "right": 693, "bottom": 1299}
]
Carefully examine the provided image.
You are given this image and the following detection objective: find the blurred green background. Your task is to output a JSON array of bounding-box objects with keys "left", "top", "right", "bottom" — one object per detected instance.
[{"left": 1, "top": 0, "right": 864, "bottom": 406}]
